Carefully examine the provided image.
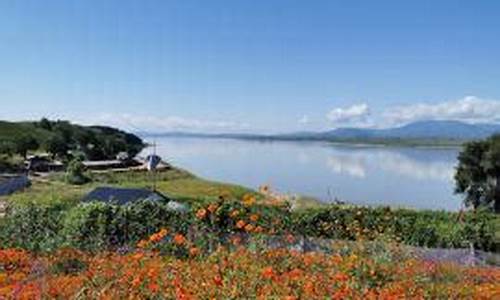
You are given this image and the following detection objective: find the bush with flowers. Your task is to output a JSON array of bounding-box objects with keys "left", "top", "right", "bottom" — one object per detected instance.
[
  {"left": 0, "top": 228, "right": 499, "bottom": 299},
  {"left": 0, "top": 190, "right": 498, "bottom": 254}
]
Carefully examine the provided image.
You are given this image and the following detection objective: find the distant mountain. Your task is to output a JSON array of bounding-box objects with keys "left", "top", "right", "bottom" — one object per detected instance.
[
  {"left": 143, "top": 120, "right": 500, "bottom": 146},
  {"left": 322, "top": 120, "right": 500, "bottom": 140}
]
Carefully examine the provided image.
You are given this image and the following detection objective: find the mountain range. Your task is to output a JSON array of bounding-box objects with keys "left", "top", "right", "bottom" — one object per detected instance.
[{"left": 144, "top": 120, "right": 500, "bottom": 146}]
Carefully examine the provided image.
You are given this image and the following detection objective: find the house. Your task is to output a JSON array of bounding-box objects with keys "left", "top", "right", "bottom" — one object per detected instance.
[
  {"left": 82, "top": 158, "right": 142, "bottom": 171},
  {"left": 0, "top": 175, "right": 30, "bottom": 197},
  {"left": 26, "top": 156, "right": 64, "bottom": 172},
  {"left": 82, "top": 187, "right": 189, "bottom": 212}
]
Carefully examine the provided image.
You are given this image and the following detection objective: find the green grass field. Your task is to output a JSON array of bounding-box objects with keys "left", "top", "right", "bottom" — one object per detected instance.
[{"left": 4, "top": 167, "right": 256, "bottom": 208}]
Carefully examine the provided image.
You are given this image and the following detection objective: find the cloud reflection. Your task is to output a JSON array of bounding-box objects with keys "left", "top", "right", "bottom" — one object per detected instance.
[{"left": 326, "top": 150, "right": 455, "bottom": 181}]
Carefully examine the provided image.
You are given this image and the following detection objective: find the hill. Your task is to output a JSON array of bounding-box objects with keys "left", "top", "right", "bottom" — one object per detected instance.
[
  {"left": 0, "top": 119, "right": 145, "bottom": 161},
  {"left": 322, "top": 120, "right": 500, "bottom": 140}
]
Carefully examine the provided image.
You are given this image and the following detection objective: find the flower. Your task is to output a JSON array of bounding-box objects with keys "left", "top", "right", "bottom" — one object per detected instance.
[
  {"left": 196, "top": 208, "right": 207, "bottom": 220},
  {"left": 254, "top": 226, "right": 264, "bottom": 233},
  {"left": 236, "top": 220, "right": 246, "bottom": 229},
  {"left": 261, "top": 266, "right": 275, "bottom": 280},
  {"left": 137, "top": 240, "right": 150, "bottom": 249},
  {"left": 244, "top": 224, "right": 255, "bottom": 233},
  {"left": 230, "top": 209, "right": 240, "bottom": 218},
  {"left": 189, "top": 247, "right": 200, "bottom": 257},
  {"left": 173, "top": 234, "right": 186, "bottom": 246},
  {"left": 149, "top": 228, "right": 168, "bottom": 243},
  {"left": 207, "top": 204, "right": 218, "bottom": 213},
  {"left": 213, "top": 275, "right": 223, "bottom": 286},
  {"left": 242, "top": 194, "right": 256, "bottom": 207},
  {"left": 250, "top": 214, "right": 259, "bottom": 222}
]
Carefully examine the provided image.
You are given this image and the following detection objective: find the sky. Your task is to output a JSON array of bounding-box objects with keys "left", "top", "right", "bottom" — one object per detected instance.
[{"left": 1, "top": 0, "right": 500, "bottom": 133}]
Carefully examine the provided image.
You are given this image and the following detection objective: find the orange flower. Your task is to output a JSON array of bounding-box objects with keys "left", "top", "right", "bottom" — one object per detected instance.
[
  {"left": 137, "top": 240, "right": 150, "bottom": 249},
  {"left": 254, "top": 226, "right": 264, "bottom": 233},
  {"left": 196, "top": 208, "right": 207, "bottom": 220},
  {"left": 189, "top": 247, "right": 200, "bottom": 257},
  {"left": 250, "top": 214, "right": 259, "bottom": 222},
  {"left": 173, "top": 234, "right": 186, "bottom": 246},
  {"left": 207, "top": 204, "right": 218, "bottom": 213},
  {"left": 131, "top": 277, "right": 142, "bottom": 288},
  {"left": 303, "top": 282, "right": 315, "bottom": 295},
  {"left": 261, "top": 266, "right": 275, "bottom": 280},
  {"left": 236, "top": 220, "right": 246, "bottom": 229},
  {"left": 244, "top": 224, "right": 255, "bottom": 233},
  {"left": 213, "top": 275, "right": 223, "bottom": 286},
  {"left": 229, "top": 210, "right": 240, "bottom": 218},
  {"left": 148, "top": 282, "right": 160, "bottom": 293}
]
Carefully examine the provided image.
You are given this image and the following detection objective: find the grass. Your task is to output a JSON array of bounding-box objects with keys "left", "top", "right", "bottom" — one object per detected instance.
[{"left": 4, "top": 167, "right": 257, "bottom": 208}]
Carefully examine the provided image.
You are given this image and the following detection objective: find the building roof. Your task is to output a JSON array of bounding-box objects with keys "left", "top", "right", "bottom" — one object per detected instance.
[
  {"left": 0, "top": 175, "right": 30, "bottom": 196},
  {"left": 82, "top": 187, "right": 169, "bottom": 205}
]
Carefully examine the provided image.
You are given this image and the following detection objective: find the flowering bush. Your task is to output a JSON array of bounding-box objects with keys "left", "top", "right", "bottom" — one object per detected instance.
[
  {"left": 0, "top": 192, "right": 498, "bottom": 254},
  {"left": 1, "top": 235, "right": 499, "bottom": 299}
]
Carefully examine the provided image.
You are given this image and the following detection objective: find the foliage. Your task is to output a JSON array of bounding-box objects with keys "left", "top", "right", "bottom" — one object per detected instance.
[
  {"left": 456, "top": 134, "right": 500, "bottom": 213},
  {"left": 0, "top": 200, "right": 188, "bottom": 252},
  {"left": 65, "top": 158, "right": 90, "bottom": 185},
  {"left": 0, "top": 202, "right": 68, "bottom": 252},
  {"left": 62, "top": 200, "right": 188, "bottom": 251},
  {"left": 291, "top": 205, "right": 498, "bottom": 251},
  {"left": 0, "top": 119, "right": 145, "bottom": 160},
  {"left": 0, "top": 237, "right": 499, "bottom": 299},
  {"left": 12, "top": 134, "right": 39, "bottom": 159},
  {"left": 1, "top": 195, "right": 498, "bottom": 253}
]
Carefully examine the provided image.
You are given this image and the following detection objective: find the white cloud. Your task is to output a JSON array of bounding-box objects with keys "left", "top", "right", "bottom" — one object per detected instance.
[
  {"left": 298, "top": 115, "right": 310, "bottom": 125},
  {"left": 77, "top": 113, "right": 249, "bottom": 133},
  {"left": 383, "top": 96, "right": 500, "bottom": 126},
  {"left": 327, "top": 103, "right": 370, "bottom": 125}
]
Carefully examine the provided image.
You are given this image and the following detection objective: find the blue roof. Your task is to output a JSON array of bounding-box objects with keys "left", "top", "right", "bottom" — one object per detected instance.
[
  {"left": 0, "top": 175, "right": 30, "bottom": 196},
  {"left": 82, "top": 187, "right": 168, "bottom": 205}
]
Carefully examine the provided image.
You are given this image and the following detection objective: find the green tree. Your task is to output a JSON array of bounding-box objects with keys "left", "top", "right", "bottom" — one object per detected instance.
[
  {"left": 38, "top": 117, "right": 53, "bottom": 131},
  {"left": 13, "top": 134, "right": 39, "bottom": 159},
  {"left": 455, "top": 135, "right": 500, "bottom": 213},
  {"left": 66, "top": 158, "right": 90, "bottom": 185},
  {"left": 45, "top": 134, "right": 69, "bottom": 159}
]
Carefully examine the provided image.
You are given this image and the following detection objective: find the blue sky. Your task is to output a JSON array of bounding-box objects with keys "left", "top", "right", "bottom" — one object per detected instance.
[{"left": 1, "top": 0, "right": 500, "bottom": 133}]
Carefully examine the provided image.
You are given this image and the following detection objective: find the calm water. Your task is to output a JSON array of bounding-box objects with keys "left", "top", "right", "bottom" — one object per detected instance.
[{"left": 142, "top": 137, "right": 462, "bottom": 211}]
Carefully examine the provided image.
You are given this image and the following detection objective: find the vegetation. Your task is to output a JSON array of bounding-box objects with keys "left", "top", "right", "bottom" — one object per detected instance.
[
  {"left": 65, "top": 158, "right": 91, "bottom": 185},
  {"left": 0, "top": 165, "right": 499, "bottom": 298},
  {"left": 0, "top": 119, "right": 145, "bottom": 163},
  {"left": 455, "top": 134, "right": 500, "bottom": 213},
  {"left": 1, "top": 194, "right": 497, "bottom": 253},
  {"left": 1, "top": 228, "right": 499, "bottom": 298}
]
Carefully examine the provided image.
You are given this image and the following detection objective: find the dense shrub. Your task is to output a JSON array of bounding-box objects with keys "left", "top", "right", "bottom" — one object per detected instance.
[
  {"left": 62, "top": 200, "right": 190, "bottom": 251},
  {"left": 291, "top": 206, "right": 497, "bottom": 251},
  {"left": 0, "top": 200, "right": 190, "bottom": 252},
  {"left": 65, "top": 158, "right": 90, "bottom": 185},
  {"left": 0, "top": 202, "right": 67, "bottom": 252},
  {"left": 0, "top": 199, "right": 497, "bottom": 252}
]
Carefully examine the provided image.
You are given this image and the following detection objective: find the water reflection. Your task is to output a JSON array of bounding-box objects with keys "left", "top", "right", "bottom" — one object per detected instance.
[
  {"left": 325, "top": 150, "right": 455, "bottom": 181},
  {"left": 326, "top": 155, "right": 366, "bottom": 178},
  {"left": 144, "top": 137, "right": 461, "bottom": 211}
]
